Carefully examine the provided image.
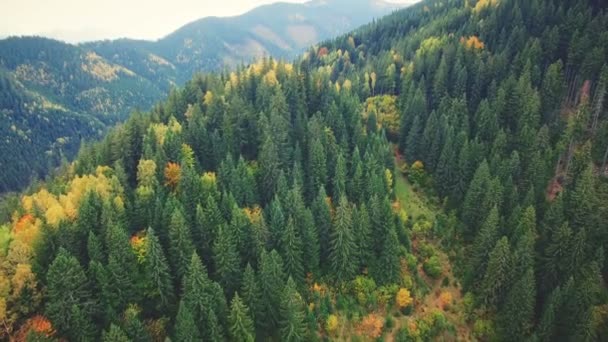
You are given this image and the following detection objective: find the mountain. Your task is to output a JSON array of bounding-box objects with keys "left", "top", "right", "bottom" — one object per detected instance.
[
  {"left": 86, "top": 0, "right": 410, "bottom": 84},
  {"left": 0, "top": 0, "right": 410, "bottom": 193},
  {"left": 1, "top": 0, "right": 607, "bottom": 340},
  {"left": 0, "top": 37, "right": 165, "bottom": 192}
]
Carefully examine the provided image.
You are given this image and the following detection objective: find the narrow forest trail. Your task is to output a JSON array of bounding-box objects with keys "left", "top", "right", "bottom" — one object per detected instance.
[{"left": 384, "top": 158, "right": 474, "bottom": 341}]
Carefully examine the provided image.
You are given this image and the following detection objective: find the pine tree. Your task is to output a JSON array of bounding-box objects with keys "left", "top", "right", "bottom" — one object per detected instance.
[
  {"left": 312, "top": 186, "right": 332, "bottom": 269},
  {"left": 174, "top": 299, "right": 201, "bottom": 342},
  {"left": 353, "top": 203, "right": 372, "bottom": 272},
  {"left": 229, "top": 293, "right": 256, "bottom": 342},
  {"left": 259, "top": 137, "right": 281, "bottom": 203},
  {"left": 259, "top": 250, "right": 286, "bottom": 333},
  {"left": 332, "top": 152, "right": 347, "bottom": 200},
  {"left": 143, "top": 227, "right": 174, "bottom": 310},
  {"left": 467, "top": 206, "right": 500, "bottom": 288},
  {"left": 435, "top": 127, "right": 457, "bottom": 198},
  {"left": 181, "top": 253, "right": 211, "bottom": 335},
  {"left": 280, "top": 216, "right": 304, "bottom": 284},
  {"left": 376, "top": 225, "right": 401, "bottom": 285},
  {"left": 46, "top": 249, "right": 96, "bottom": 341},
  {"left": 280, "top": 277, "right": 307, "bottom": 342},
  {"left": 403, "top": 115, "right": 422, "bottom": 162},
  {"left": 462, "top": 160, "right": 491, "bottom": 237},
  {"left": 499, "top": 268, "right": 536, "bottom": 341},
  {"left": 330, "top": 196, "right": 357, "bottom": 283},
  {"left": 480, "top": 237, "right": 512, "bottom": 308},
  {"left": 213, "top": 224, "right": 241, "bottom": 297},
  {"left": 193, "top": 204, "right": 213, "bottom": 267},
  {"left": 241, "top": 263, "right": 261, "bottom": 331},
  {"left": 308, "top": 138, "right": 327, "bottom": 200},
  {"left": 168, "top": 208, "right": 195, "bottom": 281},
  {"left": 105, "top": 223, "right": 140, "bottom": 314},
  {"left": 567, "top": 165, "right": 597, "bottom": 236},
  {"left": 87, "top": 231, "right": 104, "bottom": 264},
  {"left": 512, "top": 206, "right": 536, "bottom": 277}
]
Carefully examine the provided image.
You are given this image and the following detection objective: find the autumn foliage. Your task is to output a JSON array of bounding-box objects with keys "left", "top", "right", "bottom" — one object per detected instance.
[
  {"left": 356, "top": 313, "right": 384, "bottom": 339},
  {"left": 439, "top": 291, "right": 453, "bottom": 310},
  {"left": 396, "top": 288, "right": 413, "bottom": 309},
  {"left": 13, "top": 315, "right": 54, "bottom": 342},
  {"left": 164, "top": 162, "right": 181, "bottom": 190},
  {"left": 461, "top": 36, "right": 485, "bottom": 50},
  {"left": 326, "top": 314, "right": 339, "bottom": 334}
]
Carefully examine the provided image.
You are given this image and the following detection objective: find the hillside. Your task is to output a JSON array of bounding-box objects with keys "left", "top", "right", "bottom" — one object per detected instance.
[
  {"left": 0, "top": 0, "right": 409, "bottom": 193},
  {"left": 0, "top": 37, "right": 165, "bottom": 192},
  {"left": 0, "top": 0, "right": 607, "bottom": 341}
]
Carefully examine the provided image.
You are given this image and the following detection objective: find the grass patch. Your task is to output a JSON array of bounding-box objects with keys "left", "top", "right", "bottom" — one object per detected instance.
[{"left": 394, "top": 168, "right": 435, "bottom": 221}]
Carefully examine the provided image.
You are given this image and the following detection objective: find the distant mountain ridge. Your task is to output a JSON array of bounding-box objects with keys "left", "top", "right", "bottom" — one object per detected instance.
[
  {"left": 86, "top": 0, "right": 410, "bottom": 84},
  {"left": 0, "top": 0, "right": 413, "bottom": 192}
]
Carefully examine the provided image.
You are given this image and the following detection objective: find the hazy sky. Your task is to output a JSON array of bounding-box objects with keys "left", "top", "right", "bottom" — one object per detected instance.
[{"left": 0, "top": 0, "right": 413, "bottom": 43}]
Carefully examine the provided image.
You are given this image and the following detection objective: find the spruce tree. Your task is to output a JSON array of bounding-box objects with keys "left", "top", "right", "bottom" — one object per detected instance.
[
  {"left": 467, "top": 206, "right": 500, "bottom": 288},
  {"left": 181, "top": 253, "right": 211, "bottom": 336},
  {"left": 229, "top": 293, "right": 256, "bottom": 342},
  {"left": 280, "top": 216, "right": 304, "bottom": 284},
  {"left": 168, "top": 208, "right": 195, "bottom": 281},
  {"left": 462, "top": 160, "right": 491, "bottom": 237},
  {"left": 279, "top": 277, "right": 307, "bottom": 342},
  {"left": 311, "top": 186, "right": 332, "bottom": 269},
  {"left": 105, "top": 223, "right": 140, "bottom": 313},
  {"left": 241, "top": 263, "right": 261, "bottom": 331},
  {"left": 174, "top": 299, "right": 201, "bottom": 342},
  {"left": 332, "top": 152, "right": 347, "bottom": 200},
  {"left": 330, "top": 196, "right": 357, "bottom": 283},
  {"left": 480, "top": 237, "right": 512, "bottom": 308},
  {"left": 143, "top": 227, "right": 174, "bottom": 310},
  {"left": 308, "top": 138, "right": 327, "bottom": 200},
  {"left": 259, "top": 250, "right": 286, "bottom": 333},
  {"left": 46, "top": 249, "right": 96, "bottom": 341},
  {"left": 213, "top": 224, "right": 241, "bottom": 297},
  {"left": 499, "top": 268, "right": 536, "bottom": 341}
]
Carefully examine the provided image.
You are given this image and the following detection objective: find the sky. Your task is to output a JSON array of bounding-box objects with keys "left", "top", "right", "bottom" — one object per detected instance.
[{"left": 0, "top": 0, "right": 413, "bottom": 43}]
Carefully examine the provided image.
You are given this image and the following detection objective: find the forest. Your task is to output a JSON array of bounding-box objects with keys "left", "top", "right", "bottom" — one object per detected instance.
[{"left": 0, "top": 0, "right": 607, "bottom": 341}]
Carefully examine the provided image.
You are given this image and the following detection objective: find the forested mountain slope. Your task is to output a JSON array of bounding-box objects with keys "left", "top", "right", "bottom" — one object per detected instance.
[
  {"left": 0, "top": 0, "right": 607, "bottom": 341},
  {"left": 0, "top": 37, "right": 165, "bottom": 193},
  {"left": 0, "top": 0, "right": 407, "bottom": 194}
]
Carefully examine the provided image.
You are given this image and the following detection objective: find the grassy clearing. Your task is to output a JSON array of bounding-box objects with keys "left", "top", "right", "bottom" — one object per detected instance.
[{"left": 393, "top": 168, "right": 435, "bottom": 221}]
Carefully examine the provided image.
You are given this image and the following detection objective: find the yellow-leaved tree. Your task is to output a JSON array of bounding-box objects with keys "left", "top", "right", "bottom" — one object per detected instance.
[{"left": 396, "top": 288, "right": 413, "bottom": 309}]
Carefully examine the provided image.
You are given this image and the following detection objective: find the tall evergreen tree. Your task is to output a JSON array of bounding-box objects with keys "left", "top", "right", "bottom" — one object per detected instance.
[
  {"left": 168, "top": 208, "right": 195, "bottom": 282},
  {"left": 213, "top": 224, "right": 241, "bottom": 297},
  {"left": 499, "top": 268, "right": 536, "bottom": 341},
  {"left": 330, "top": 196, "right": 357, "bottom": 283},
  {"left": 241, "top": 263, "right": 261, "bottom": 332},
  {"left": 46, "top": 249, "right": 96, "bottom": 341},
  {"left": 229, "top": 293, "right": 256, "bottom": 342},
  {"left": 143, "top": 228, "right": 174, "bottom": 310},
  {"left": 279, "top": 277, "right": 307, "bottom": 342},
  {"left": 480, "top": 237, "right": 512, "bottom": 308},
  {"left": 311, "top": 186, "right": 332, "bottom": 268},
  {"left": 280, "top": 216, "right": 304, "bottom": 284},
  {"left": 174, "top": 299, "right": 201, "bottom": 342},
  {"left": 259, "top": 250, "right": 286, "bottom": 334}
]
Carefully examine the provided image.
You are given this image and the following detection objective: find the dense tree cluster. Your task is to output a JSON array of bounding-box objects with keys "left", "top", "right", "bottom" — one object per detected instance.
[
  {"left": 0, "top": 0, "right": 607, "bottom": 340},
  {"left": 311, "top": 0, "right": 608, "bottom": 339}
]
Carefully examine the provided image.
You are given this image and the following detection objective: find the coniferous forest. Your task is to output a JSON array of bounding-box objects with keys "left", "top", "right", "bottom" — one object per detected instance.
[{"left": 1, "top": 0, "right": 608, "bottom": 341}]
